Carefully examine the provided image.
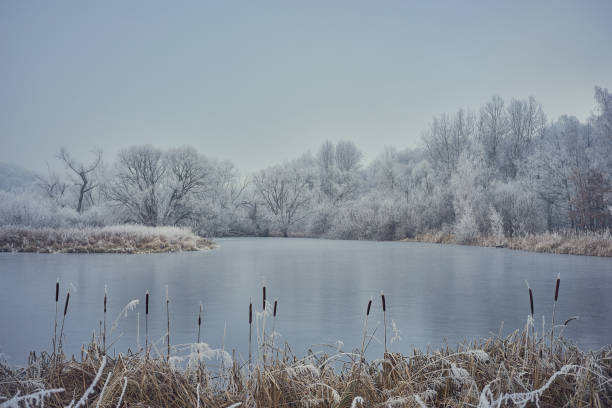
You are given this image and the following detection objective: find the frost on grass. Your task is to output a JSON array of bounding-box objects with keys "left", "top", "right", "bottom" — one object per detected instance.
[
  {"left": 0, "top": 224, "right": 214, "bottom": 253},
  {"left": 0, "top": 325, "right": 610, "bottom": 408}
]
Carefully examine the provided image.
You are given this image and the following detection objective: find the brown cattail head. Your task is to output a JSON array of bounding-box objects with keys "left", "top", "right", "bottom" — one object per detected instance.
[
  {"left": 381, "top": 292, "right": 386, "bottom": 312},
  {"left": 63, "top": 292, "right": 70, "bottom": 316},
  {"left": 366, "top": 298, "right": 372, "bottom": 316},
  {"left": 529, "top": 287, "right": 534, "bottom": 316},
  {"left": 104, "top": 293, "right": 107, "bottom": 314},
  {"left": 145, "top": 291, "right": 149, "bottom": 315},
  {"left": 198, "top": 302, "right": 202, "bottom": 327},
  {"left": 249, "top": 300, "right": 252, "bottom": 325},
  {"left": 554, "top": 274, "right": 560, "bottom": 302},
  {"left": 263, "top": 286, "right": 266, "bottom": 310},
  {"left": 273, "top": 299, "right": 278, "bottom": 317},
  {"left": 55, "top": 280, "right": 59, "bottom": 303}
]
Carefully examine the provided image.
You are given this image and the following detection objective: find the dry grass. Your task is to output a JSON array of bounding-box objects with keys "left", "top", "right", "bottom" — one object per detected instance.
[
  {"left": 1, "top": 326, "right": 610, "bottom": 407},
  {"left": 405, "top": 230, "right": 612, "bottom": 257},
  {"left": 0, "top": 225, "right": 215, "bottom": 254}
]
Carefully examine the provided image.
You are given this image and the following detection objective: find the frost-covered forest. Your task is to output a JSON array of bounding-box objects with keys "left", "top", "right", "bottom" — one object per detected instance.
[{"left": 1, "top": 87, "right": 611, "bottom": 242}]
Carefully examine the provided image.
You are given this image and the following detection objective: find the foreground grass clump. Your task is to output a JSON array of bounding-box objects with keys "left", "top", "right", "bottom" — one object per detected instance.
[
  {"left": 1, "top": 329, "right": 610, "bottom": 408},
  {"left": 406, "top": 229, "right": 612, "bottom": 257},
  {"left": 0, "top": 225, "right": 215, "bottom": 254}
]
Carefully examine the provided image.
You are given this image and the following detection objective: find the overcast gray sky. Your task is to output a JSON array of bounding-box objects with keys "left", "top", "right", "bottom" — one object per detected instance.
[{"left": 1, "top": 1, "right": 611, "bottom": 173}]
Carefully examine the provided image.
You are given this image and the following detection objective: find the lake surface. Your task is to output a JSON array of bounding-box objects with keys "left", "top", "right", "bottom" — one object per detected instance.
[{"left": 1, "top": 238, "right": 611, "bottom": 365}]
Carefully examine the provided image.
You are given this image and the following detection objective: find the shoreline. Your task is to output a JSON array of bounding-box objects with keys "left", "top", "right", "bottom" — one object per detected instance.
[
  {"left": 0, "top": 225, "right": 215, "bottom": 254},
  {"left": 1, "top": 329, "right": 609, "bottom": 407},
  {"left": 402, "top": 230, "right": 612, "bottom": 257}
]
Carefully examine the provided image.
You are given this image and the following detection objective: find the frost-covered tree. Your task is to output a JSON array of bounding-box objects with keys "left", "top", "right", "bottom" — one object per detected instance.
[
  {"left": 58, "top": 147, "right": 102, "bottom": 213},
  {"left": 254, "top": 158, "right": 314, "bottom": 237}
]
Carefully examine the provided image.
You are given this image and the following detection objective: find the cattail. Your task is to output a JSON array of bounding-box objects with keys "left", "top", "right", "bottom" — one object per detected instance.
[
  {"left": 166, "top": 285, "right": 170, "bottom": 360},
  {"left": 271, "top": 299, "right": 278, "bottom": 355},
  {"left": 366, "top": 298, "right": 372, "bottom": 316},
  {"left": 381, "top": 291, "right": 387, "bottom": 353},
  {"left": 263, "top": 286, "right": 266, "bottom": 310},
  {"left": 53, "top": 279, "right": 59, "bottom": 356},
  {"left": 197, "top": 302, "right": 203, "bottom": 343},
  {"left": 145, "top": 290, "right": 149, "bottom": 350},
  {"left": 103, "top": 285, "right": 107, "bottom": 354},
  {"left": 248, "top": 297, "right": 252, "bottom": 368},
  {"left": 529, "top": 287, "right": 534, "bottom": 316},
  {"left": 551, "top": 274, "right": 561, "bottom": 352},
  {"left": 63, "top": 292, "right": 70, "bottom": 316}
]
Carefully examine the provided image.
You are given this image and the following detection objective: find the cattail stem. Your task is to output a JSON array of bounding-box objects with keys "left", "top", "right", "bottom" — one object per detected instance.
[
  {"left": 359, "top": 296, "right": 373, "bottom": 378},
  {"left": 551, "top": 274, "right": 560, "bottom": 353},
  {"left": 262, "top": 286, "right": 267, "bottom": 366},
  {"left": 271, "top": 299, "right": 278, "bottom": 361},
  {"left": 58, "top": 291, "right": 70, "bottom": 353},
  {"left": 53, "top": 279, "right": 59, "bottom": 356},
  {"left": 145, "top": 291, "right": 149, "bottom": 351},
  {"left": 362, "top": 297, "right": 373, "bottom": 356},
  {"left": 381, "top": 291, "right": 387, "bottom": 354},
  {"left": 166, "top": 286, "right": 170, "bottom": 360},
  {"left": 103, "top": 286, "right": 107, "bottom": 355},
  {"left": 248, "top": 298, "right": 252, "bottom": 369}
]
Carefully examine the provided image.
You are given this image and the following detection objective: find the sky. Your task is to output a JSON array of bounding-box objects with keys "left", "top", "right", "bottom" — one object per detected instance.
[{"left": 1, "top": 1, "right": 611, "bottom": 174}]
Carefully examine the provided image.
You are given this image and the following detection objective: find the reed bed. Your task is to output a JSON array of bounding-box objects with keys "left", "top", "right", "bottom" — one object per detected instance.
[
  {"left": 0, "top": 225, "right": 215, "bottom": 254},
  {"left": 1, "top": 328, "right": 610, "bottom": 407},
  {"left": 1, "top": 280, "right": 611, "bottom": 407},
  {"left": 405, "top": 229, "right": 612, "bottom": 257}
]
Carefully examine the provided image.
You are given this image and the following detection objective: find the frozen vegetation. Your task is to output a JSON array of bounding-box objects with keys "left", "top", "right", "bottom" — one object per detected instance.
[
  {"left": 0, "top": 290, "right": 610, "bottom": 407},
  {"left": 1, "top": 86, "right": 611, "bottom": 254},
  {"left": 0, "top": 225, "right": 213, "bottom": 254}
]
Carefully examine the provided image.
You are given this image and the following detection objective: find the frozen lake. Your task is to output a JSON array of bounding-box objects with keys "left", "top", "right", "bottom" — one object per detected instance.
[{"left": 1, "top": 237, "right": 611, "bottom": 364}]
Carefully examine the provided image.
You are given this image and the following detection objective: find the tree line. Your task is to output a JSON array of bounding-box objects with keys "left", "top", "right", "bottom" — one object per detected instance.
[{"left": 2, "top": 86, "right": 611, "bottom": 241}]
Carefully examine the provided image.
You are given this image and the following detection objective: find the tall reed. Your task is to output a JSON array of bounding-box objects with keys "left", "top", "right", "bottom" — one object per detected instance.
[
  {"left": 271, "top": 299, "right": 278, "bottom": 359},
  {"left": 166, "top": 286, "right": 170, "bottom": 360},
  {"left": 381, "top": 291, "right": 387, "bottom": 354},
  {"left": 58, "top": 289, "right": 70, "bottom": 353},
  {"left": 551, "top": 274, "right": 560, "bottom": 352},
  {"left": 262, "top": 285, "right": 267, "bottom": 366},
  {"left": 145, "top": 290, "right": 149, "bottom": 351},
  {"left": 197, "top": 302, "right": 203, "bottom": 343},
  {"left": 103, "top": 285, "right": 107, "bottom": 354},
  {"left": 248, "top": 297, "right": 253, "bottom": 368},
  {"left": 53, "top": 279, "right": 59, "bottom": 356}
]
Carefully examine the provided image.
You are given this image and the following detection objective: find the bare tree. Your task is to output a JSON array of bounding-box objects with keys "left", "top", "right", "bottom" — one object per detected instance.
[
  {"left": 254, "top": 163, "right": 312, "bottom": 237},
  {"left": 477, "top": 95, "right": 508, "bottom": 170},
  {"left": 106, "top": 145, "right": 165, "bottom": 225},
  {"left": 335, "top": 140, "right": 362, "bottom": 172},
  {"left": 35, "top": 163, "right": 67, "bottom": 203},
  {"left": 58, "top": 147, "right": 102, "bottom": 213}
]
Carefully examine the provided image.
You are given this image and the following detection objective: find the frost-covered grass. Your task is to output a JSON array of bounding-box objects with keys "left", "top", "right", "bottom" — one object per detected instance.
[
  {"left": 406, "top": 230, "right": 612, "bottom": 257},
  {"left": 0, "top": 327, "right": 610, "bottom": 407},
  {"left": 0, "top": 225, "right": 215, "bottom": 254}
]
